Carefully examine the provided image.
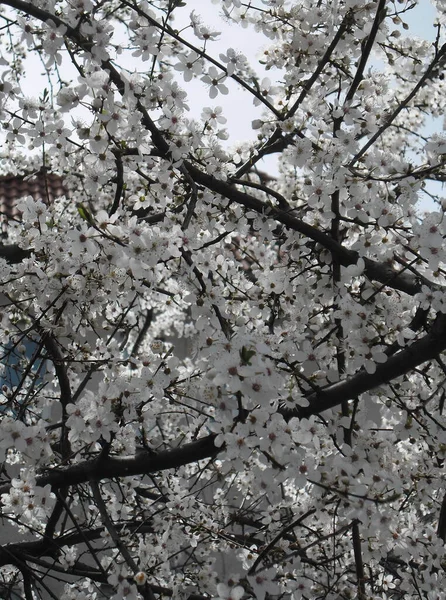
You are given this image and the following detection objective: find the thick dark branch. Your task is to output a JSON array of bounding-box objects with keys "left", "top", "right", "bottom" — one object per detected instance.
[
  {"left": 0, "top": 434, "right": 219, "bottom": 495},
  {"left": 282, "top": 314, "right": 446, "bottom": 420},
  {"left": 437, "top": 492, "right": 446, "bottom": 541},
  {"left": 1, "top": 0, "right": 437, "bottom": 300},
  {"left": 109, "top": 149, "right": 125, "bottom": 216},
  {"left": 0, "top": 244, "right": 32, "bottom": 263},
  {"left": 2, "top": 166, "right": 436, "bottom": 298},
  {"left": 186, "top": 162, "right": 440, "bottom": 297},
  {"left": 352, "top": 521, "right": 366, "bottom": 600},
  {"left": 37, "top": 328, "right": 72, "bottom": 457},
  {"left": 39, "top": 332, "right": 71, "bottom": 408},
  {"left": 0, "top": 318, "right": 444, "bottom": 494},
  {"left": 344, "top": 0, "right": 386, "bottom": 104}
]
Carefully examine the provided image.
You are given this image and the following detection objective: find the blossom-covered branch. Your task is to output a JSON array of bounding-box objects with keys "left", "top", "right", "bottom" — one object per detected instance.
[{"left": 0, "top": 0, "right": 446, "bottom": 599}]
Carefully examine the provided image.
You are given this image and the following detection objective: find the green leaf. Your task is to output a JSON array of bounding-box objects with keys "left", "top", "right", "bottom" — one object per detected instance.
[
  {"left": 240, "top": 346, "right": 256, "bottom": 365},
  {"left": 77, "top": 203, "right": 94, "bottom": 225}
]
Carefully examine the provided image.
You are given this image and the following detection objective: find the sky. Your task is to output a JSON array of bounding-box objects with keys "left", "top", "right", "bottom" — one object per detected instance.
[
  {"left": 172, "top": 2, "right": 272, "bottom": 142},
  {"left": 174, "top": 0, "right": 442, "bottom": 140},
  {"left": 175, "top": 0, "right": 445, "bottom": 209},
  {"left": 403, "top": 1, "right": 446, "bottom": 209},
  {"left": 9, "top": 1, "right": 270, "bottom": 151}
]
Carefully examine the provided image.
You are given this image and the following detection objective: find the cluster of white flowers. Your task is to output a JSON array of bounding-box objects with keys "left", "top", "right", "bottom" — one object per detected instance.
[
  {"left": 0, "top": 0, "right": 446, "bottom": 599},
  {"left": 1, "top": 470, "right": 55, "bottom": 529}
]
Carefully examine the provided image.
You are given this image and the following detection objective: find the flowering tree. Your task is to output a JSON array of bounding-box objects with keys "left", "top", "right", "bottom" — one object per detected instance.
[{"left": 0, "top": 0, "right": 446, "bottom": 599}]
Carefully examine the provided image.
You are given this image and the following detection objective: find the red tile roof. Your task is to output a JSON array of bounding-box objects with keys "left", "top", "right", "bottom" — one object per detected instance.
[{"left": 0, "top": 170, "right": 67, "bottom": 229}]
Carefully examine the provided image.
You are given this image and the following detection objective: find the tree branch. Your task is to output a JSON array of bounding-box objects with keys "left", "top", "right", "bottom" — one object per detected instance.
[
  {"left": 282, "top": 314, "right": 446, "bottom": 420},
  {"left": 0, "top": 434, "right": 220, "bottom": 495},
  {"left": 0, "top": 244, "right": 32, "bottom": 263},
  {"left": 186, "top": 162, "right": 441, "bottom": 297},
  {"left": 0, "top": 315, "right": 443, "bottom": 495}
]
